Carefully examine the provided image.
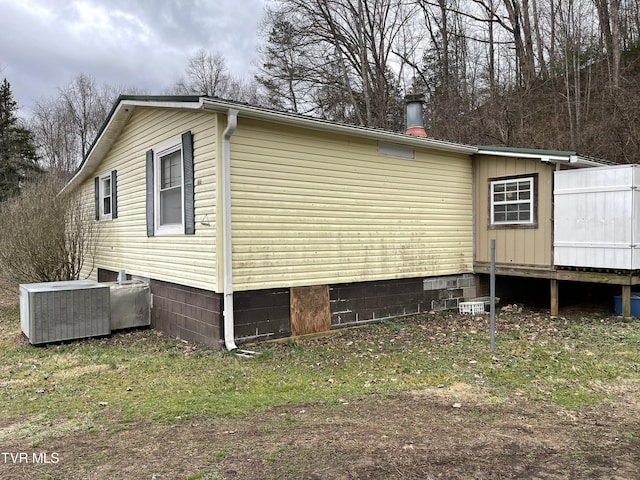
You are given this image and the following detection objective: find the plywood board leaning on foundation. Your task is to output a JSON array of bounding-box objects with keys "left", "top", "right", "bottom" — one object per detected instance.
[{"left": 290, "top": 285, "right": 331, "bottom": 336}]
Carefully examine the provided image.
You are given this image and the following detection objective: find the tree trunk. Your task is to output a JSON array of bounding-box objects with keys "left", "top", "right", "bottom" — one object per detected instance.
[
  {"left": 531, "top": 0, "right": 548, "bottom": 77},
  {"left": 610, "top": 0, "right": 621, "bottom": 89},
  {"left": 593, "top": 0, "right": 620, "bottom": 88}
]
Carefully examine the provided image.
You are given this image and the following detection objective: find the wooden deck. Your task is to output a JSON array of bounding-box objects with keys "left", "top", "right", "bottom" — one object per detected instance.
[{"left": 473, "top": 262, "right": 640, "bottom": 317}]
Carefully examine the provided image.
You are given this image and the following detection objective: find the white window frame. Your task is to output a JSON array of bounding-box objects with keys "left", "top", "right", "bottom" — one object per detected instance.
[
  {"left": 98, "top": 171, "right": 112, "bottom": 221},
  {"left": 154, "top": 139, "right": 184, "bottom": 235},
  {"left": 490, "top": 176, "right": 535, "bottom": 225}
]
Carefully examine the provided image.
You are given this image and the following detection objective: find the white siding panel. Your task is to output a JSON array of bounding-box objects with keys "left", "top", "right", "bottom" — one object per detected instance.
[
  {"left": 78, "top": 108, "right": 217, "bottom": 290},
  {"left": 554, "top": 164, "right": 638, "bottom": 270},
  {"left": 230, "top": 119, "right": 473, "bottom": 290}
]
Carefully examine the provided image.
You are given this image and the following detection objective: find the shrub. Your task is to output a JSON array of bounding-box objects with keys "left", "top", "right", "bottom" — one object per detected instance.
[{"left": 0, "top": 174, "right": 98, "bottom": 288}]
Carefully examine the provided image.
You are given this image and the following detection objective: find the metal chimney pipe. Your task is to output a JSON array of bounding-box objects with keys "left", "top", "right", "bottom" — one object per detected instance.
[{"left": 405, "top": 94, "right": 427, "bottom": 137}]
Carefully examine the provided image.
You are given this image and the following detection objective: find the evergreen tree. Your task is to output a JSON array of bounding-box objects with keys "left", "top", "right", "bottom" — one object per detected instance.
[{"left": 0, "top": 78, "right": 40, "bottom": 202}]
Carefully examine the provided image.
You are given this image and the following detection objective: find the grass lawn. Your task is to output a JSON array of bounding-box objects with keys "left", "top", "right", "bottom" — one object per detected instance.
[{"left": 1, "top": 302, "right": 640, "bottom": 479}]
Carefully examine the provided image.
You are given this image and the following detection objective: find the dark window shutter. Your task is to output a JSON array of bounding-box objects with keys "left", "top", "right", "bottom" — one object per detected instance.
[
  {"left": 146, "top": 150, "right": 154, "bottom": 237},
  {"left": 94, "top": 176, "right": 100, "bottom": 220},
  {"left": 182, "top": 131, "right": 195, "bottom": 235},
  {"left": 111, "top": 170, "right": 118, "bottom": 219}
]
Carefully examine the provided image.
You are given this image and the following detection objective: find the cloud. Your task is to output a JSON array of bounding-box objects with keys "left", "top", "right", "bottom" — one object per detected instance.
[{"left": 0, "top": 0, "right": 265, "bottom": 115}]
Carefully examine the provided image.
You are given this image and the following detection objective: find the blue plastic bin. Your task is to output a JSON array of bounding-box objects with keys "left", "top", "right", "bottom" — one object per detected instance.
[{"left": 613, "top": 293, "right": 640, "bottom": 316}]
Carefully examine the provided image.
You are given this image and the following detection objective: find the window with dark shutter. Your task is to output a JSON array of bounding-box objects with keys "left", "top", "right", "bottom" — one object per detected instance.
[
  {"left": 147, "top": 131, "right": 195, "bottom": 236},
  {"left": 95, "top": 170, "right": 117, "bottom": 221}
]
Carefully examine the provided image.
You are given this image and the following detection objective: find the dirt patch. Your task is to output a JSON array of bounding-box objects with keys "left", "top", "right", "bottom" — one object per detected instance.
[{"left": 2, "top": 389, "right": 639, "bottom": 479}]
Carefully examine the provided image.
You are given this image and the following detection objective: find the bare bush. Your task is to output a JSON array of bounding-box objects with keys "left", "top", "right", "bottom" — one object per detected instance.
[{"left": 0, "top": 175, "right": 99, "bottom": 290}]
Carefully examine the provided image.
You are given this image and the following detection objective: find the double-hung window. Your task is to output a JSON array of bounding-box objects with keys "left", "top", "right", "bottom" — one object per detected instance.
[
  {"left": 490, "top": 175, "right": 536, "bottom": 226},
  {"left": 146, "top": 131, "right": 195, "bottom": 236},
  {"left": 154, "top": 141, "right": 184, "bottom": 234},
  {"left": 100, "top": 173, "right": 112, "bottom": 219},
  {"left": 94, "top": 170, "right": 117, "bottom": 221}
]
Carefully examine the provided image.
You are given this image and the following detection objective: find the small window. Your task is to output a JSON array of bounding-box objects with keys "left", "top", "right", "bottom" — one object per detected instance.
[
  {"left": 154, "top": 140, "right": 183, "bottom": 234},
  {"left": 490, "top": 176, "right": 535, "bottom": 225},
  {"left": 102, "top": 176, "right": 111, "bottom": 216},
  {"left": 97, "top": 171, "right": 116, "bottom": 221}
]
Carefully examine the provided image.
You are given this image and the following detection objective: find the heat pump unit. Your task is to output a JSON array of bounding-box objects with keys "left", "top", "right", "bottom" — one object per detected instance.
[
  {"left": 19, "top": 280, "right": 110, "bottom": 345},
  {"left": 105, "top": 280, "right": 151, "bottom": 330}
]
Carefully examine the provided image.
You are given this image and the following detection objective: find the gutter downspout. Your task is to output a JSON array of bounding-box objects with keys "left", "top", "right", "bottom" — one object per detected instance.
[{"left": 222, "top": 109, "right": 239, "bottom": 351}]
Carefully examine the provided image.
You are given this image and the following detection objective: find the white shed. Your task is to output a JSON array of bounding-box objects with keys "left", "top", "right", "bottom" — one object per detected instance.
[{"left": 554, "top": 164, "right": 640, "bottom": 270}]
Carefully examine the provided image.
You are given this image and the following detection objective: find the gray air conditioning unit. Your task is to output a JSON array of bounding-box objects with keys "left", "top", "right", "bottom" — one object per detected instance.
[
  {"left": 104, "top": 280, "right": 151, "bottom": 330},
  {"left": 19, "top": 280, "right": 111, "bottom": 345}
]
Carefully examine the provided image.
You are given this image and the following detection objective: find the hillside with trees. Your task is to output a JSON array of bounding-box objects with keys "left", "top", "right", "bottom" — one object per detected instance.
[
  {"left": 445, "top": 50, "right": 640, "bottom": 163},
  {"left": 255, "top": 0, "right": 640, "bottom": 164}
]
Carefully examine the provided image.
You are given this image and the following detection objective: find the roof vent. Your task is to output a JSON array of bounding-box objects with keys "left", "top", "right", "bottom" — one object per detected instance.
[{"left": 405, "top": 94, "right": 427, "bottom": 137}]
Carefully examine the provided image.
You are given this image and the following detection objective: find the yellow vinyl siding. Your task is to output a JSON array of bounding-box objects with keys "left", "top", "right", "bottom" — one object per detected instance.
[
  {"left": 474, "top": 155, "right": 553, "bottom": 267},
  {"left": 78, "top": 107, "right": 217, "bottom": 290},
  {"left": 229, "top": 118, "right": 473, "bottom": 291}
]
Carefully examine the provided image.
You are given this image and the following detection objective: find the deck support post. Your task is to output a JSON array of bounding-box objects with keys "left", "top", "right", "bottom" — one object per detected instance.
[
  {"left": 550, "top": 279, "right": 559, "bottom": 317},
  {"left": 622, "top": 285, "right": 631, "bottom": 318}
]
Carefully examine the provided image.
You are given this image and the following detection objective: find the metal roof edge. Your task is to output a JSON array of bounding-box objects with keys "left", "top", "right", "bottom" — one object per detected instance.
[
  {"left": 477, "top": 148, "right": 575, "bottom": 162},
  {"left": 569, "top": 154, "right": 617, "bottom": 167},
  {"left": 117, "top": 94, "right": 202, "bottom": 103},
  {"left": 118, "top": 98, "right": 203, "bottom": 110},
  {"left": 477, "top": 147, "right": 613, "bottom": 167},
  {"left": 477, "top": 145, "right": 577, "bottom": 157},
  {"left": 201, "top": 97, "right": 478, "bottom": 155}
]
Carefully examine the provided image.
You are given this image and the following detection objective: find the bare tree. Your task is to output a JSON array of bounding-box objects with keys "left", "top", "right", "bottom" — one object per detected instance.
[
  {"left": 556, "top": 0, "right": 593, "bottom": 149},
  {"left": 170, "top": 48, "right": 260, "bottom": 102},
  {"left": 59, "top": 74, "right": 112, "bottom": 161},
  {"left": 224, "top": 74, "right": 261, "bottom": 104},
  {"left": 413, "top": 0, "right": 478, "bottom": 138},
  {"left": 531, "top": 0, "right": 548, "bottom": 77},
  {"left": 172, "top": 49, "right": 232, "bottom": 96},
  {"left": 258, "top": 0, "right": 415, "bottom": 129},
  {"left": 30, "top": 97, "right": 79, "bottom": 178},
  {"left": 31, "top": 74, "right": 121, "bottom": 178},
  {"left": 593, "top": 0, "right": 622, "bottom": 88},
  {"left": 0, "top": 175, "right": 99, "bottom": 288}
]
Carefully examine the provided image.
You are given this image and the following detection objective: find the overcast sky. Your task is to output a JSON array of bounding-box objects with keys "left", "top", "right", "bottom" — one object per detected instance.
[{"left": 0, "top": 0, "right": 267, "bottom": 117}]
